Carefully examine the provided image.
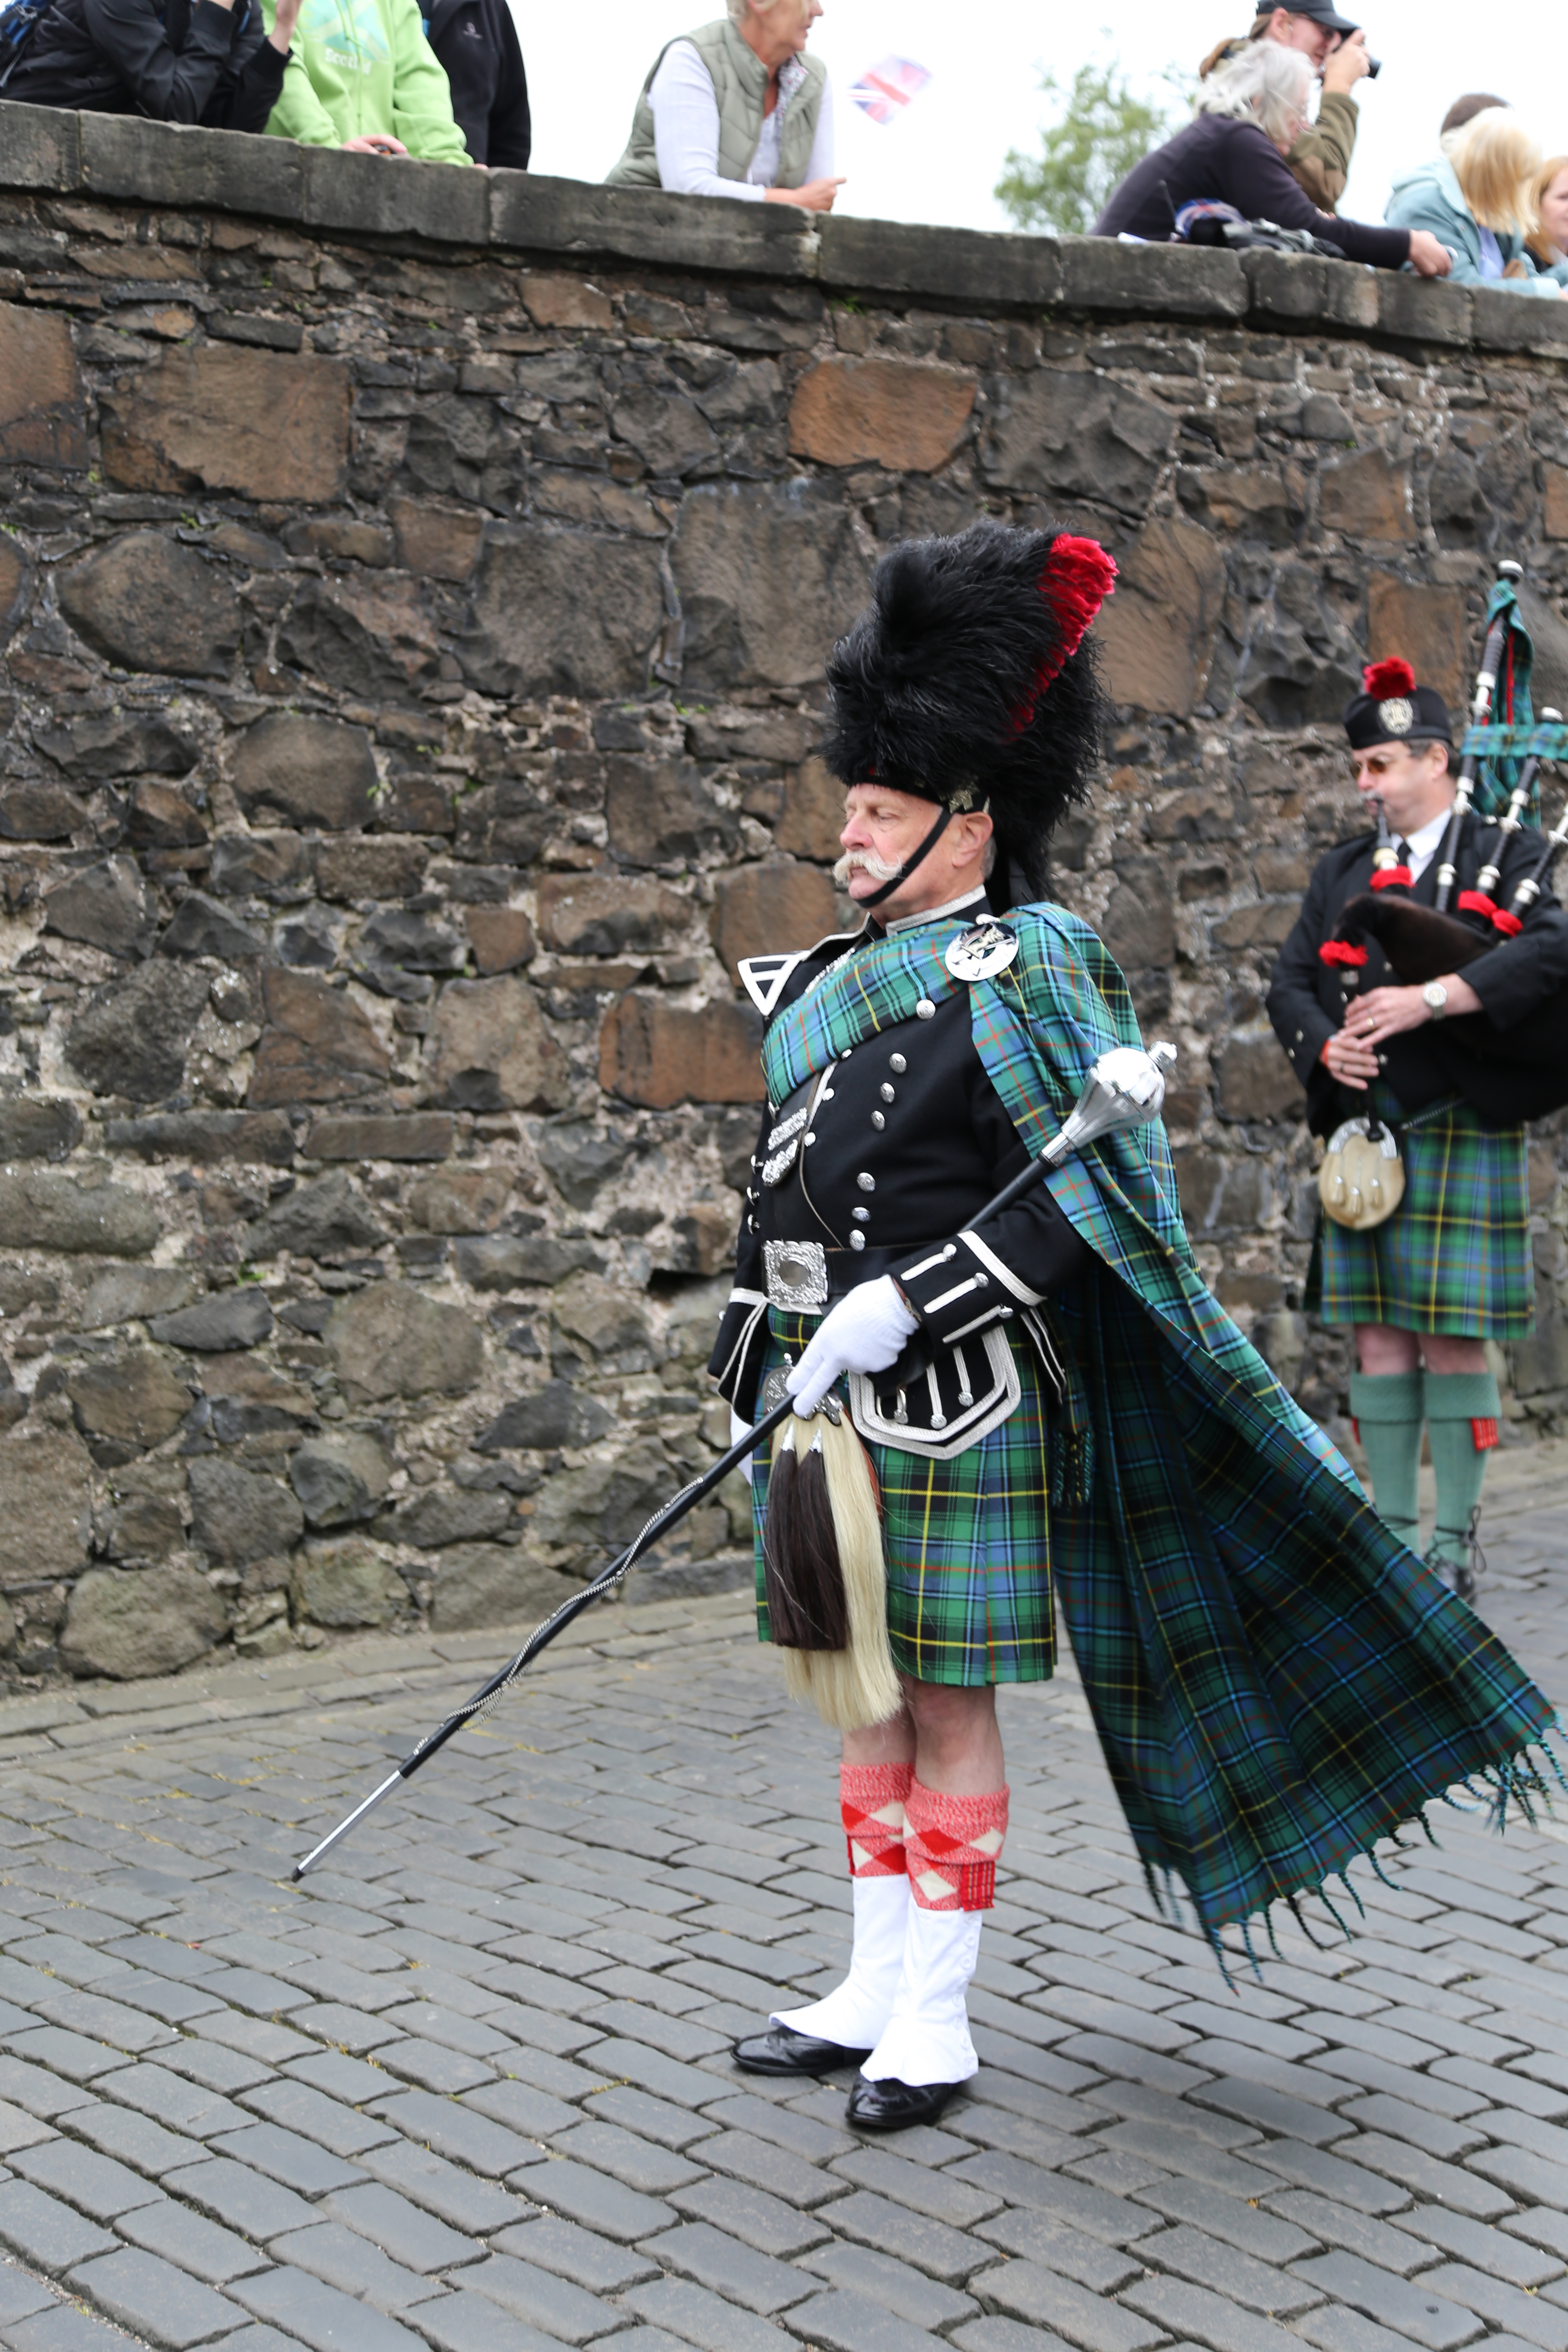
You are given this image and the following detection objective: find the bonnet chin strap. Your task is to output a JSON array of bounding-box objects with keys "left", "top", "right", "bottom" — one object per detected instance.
[{"left": 859, "top": 805, "right": 955, "bottom": 911}]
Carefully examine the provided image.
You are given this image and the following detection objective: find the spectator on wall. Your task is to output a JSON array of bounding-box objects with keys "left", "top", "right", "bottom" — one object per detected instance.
[
  {"left": 1197, "top": 0, "right": 1372, "bottom": 213},
  {"left": 2, "top": 0, "right": 299, "bottom": 128},
  {"left": 1526, "top": 154, "right": 1568, "bottom": 284},
  {"left": 261, "top": 0, "right": 471, "bottom": 163},
  {"left": 606, "top": 0, "right": 842, "bottom": 212},
  {"left": 425, "top": 0, "right": 530, "bottom": 168},
  {"left": 1094, "top": 44, "right": 1451, "bottom": 274},
  {"left": 1387, "top": 107, "right": 1563, "bottom": 295},
  {"left": 1439, "top": 90, "right": 1509, "bottom": 154}
]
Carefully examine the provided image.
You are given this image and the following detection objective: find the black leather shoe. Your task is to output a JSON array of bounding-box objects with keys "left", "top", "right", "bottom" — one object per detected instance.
[
  {"left": 1426, "top": 1544, "right": 1477, "bottom": 1605},
  {"left": 846, "top": 2076, "right": 962, "bottom": 2131},
  {"left": 732, "top": 2026, "right": 873, "bottom": 2077}
]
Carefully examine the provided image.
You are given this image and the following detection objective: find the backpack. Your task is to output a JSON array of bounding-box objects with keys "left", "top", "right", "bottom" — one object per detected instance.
[{"left": 0, "top": 0, "right": 55, "bottom": 86}]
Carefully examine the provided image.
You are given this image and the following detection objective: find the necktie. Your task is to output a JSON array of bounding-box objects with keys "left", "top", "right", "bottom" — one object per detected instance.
[{"left": 1398, "top": 839, "right": 1412, "bottom": 868}]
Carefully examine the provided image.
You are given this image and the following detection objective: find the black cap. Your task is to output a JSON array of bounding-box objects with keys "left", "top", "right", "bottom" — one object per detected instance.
[
  {"left": 1277, "top": 0, "right": 1363, "bottom": 32},
  {"left": 1343, "top": 658, "right": 1454, "bottom": 750}
]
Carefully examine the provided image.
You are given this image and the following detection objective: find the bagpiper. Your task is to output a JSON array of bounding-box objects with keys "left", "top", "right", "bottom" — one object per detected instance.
[
  {"left": 710, "top": 528, "right": 1555, "bottom": 2135},
  {"left": 1267, "top": 656, "right": 1568, "bottom": 1598}
]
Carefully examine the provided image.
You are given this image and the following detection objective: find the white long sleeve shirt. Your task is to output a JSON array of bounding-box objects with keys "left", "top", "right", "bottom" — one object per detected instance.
[{"left": 648, "top": 40, "right": 835, "bottom": 201}]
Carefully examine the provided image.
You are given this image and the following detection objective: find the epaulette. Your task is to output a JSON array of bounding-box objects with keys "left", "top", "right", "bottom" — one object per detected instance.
[{"left": 736, "top": 932, "right": 863, "bottom": 1017}]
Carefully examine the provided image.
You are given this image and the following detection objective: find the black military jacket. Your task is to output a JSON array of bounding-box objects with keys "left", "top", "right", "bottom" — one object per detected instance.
[
  {"left": 1265, "top": 809, "right": 1568, "bottom": 1136},
  {"left": 708, "top": 890, "right": 1089, "bottom": 1420}
]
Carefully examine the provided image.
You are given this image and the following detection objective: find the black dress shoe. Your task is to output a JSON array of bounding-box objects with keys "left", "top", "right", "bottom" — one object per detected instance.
[
  {"left": 1426, "top": 1544, "right": 1477, "bottom": 1605},
  {"left": 732, "top": 2025, "right": 873, "bottom": 2076},
  {"left": 846, "top": 2075, "right": 962, "bottom": 2131}
]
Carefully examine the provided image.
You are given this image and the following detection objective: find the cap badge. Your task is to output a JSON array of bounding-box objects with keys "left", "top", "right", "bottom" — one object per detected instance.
[
  {"left": 1378, "top": 696, "right": 1415, "bottom": 735},
  {"left": 945, "top": 920, "right": 1020, "bottom": 983}
]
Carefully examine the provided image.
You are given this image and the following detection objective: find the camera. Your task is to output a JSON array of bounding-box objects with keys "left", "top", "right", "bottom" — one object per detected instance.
[{"left": 1365, "top": 52, "right": 1381, "bottom": 77}]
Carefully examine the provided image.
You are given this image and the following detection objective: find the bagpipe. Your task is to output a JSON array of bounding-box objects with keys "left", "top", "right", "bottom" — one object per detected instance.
[{"left": 1328, "top": 560, "right": 1568, "bottom": 1121}]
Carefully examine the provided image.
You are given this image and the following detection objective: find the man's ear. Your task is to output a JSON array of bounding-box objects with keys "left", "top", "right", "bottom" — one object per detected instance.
[{"left": 956, "top": 809, "right": 993, "bottom": 865}]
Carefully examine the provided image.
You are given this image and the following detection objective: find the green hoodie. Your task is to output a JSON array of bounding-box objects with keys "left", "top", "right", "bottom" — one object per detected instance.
[{"left": 262, "top": 0, "right": 471, "bottom": 163}]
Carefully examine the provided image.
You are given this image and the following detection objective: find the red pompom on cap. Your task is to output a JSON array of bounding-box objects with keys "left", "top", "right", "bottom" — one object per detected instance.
[{"left": 1363, "top": 655, "right": 1416, "bottom": 698}]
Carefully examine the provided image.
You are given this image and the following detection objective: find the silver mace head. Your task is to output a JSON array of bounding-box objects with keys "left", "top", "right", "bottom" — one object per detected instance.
[{"left": 1041, "top": 1041, "right": 1177, "bottom": 1167}]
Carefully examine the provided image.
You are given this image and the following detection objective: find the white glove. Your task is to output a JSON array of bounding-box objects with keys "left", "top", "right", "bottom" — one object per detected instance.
[
  {"left": 787, "top": 1276, "right": 919, "bottom": 1416},
  {"left": 730, "top": 1406, "right": 754, "bottom": 1485}
]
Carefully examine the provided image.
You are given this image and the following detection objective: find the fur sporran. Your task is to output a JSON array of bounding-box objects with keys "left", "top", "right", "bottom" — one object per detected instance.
[
  {"left": 1319, "top": 1117, "right": 1405, "bottom": 1231},
  {"left": 763, "top": 1411, "right": 901, "bottom": 1732}
]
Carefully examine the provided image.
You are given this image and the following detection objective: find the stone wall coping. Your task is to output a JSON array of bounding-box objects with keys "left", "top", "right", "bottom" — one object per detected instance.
[{"left": 7, "top": 97, "right": 1568, "bottom": 360}]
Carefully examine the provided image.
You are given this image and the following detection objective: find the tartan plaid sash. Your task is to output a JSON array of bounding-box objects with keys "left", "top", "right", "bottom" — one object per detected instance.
[
  {"left": 767, "top": 902, "right": 1559, "bottom": 1945},
  {"left": 760, "top": 925, "right": 963, "bottom": 1106}
]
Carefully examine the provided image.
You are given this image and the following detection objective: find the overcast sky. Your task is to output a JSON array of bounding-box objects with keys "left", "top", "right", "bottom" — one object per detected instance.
[{"left": 520, "top": 1, "right": 1565, "bottom": 238}]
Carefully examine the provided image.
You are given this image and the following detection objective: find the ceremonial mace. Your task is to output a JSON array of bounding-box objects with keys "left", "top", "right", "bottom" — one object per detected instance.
[{"left": 291, "top": 1040, "right": 1177, "bottom": 1880}]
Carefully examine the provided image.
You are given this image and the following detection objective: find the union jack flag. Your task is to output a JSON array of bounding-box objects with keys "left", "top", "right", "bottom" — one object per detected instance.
[{"left": 849, "top": 55, "right": 932, "bottom": 125}]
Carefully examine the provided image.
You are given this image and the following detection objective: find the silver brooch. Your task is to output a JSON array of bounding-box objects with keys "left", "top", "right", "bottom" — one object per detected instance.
[
  {"left": 945, "top": 921, "right": 1019, "bottom": 983},
  {"left": 1378, "top": 696, "right": 1415, "bottom": 735}
]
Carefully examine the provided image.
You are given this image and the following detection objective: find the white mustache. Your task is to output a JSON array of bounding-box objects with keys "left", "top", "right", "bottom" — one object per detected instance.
[{"left": 833, "top": 848, "right": 903, "bottom": 886}]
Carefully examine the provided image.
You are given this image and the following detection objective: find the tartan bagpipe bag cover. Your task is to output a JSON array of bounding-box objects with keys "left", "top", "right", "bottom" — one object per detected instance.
[{"left": 965, "top": 905, "right": 1557, "bottom": 1943}]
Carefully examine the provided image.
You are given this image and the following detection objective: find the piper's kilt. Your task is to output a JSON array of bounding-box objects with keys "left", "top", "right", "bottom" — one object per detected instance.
[
  {"left": 751, "top": 1311, "right": 1056, "bottom": 1687},
  {"left": 1312, "top": 1084, "right": 1534, "bottom": 1338}
]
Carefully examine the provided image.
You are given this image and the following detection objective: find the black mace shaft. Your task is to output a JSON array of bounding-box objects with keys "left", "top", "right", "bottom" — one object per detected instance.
[
  {"left": 291, "top": 1040, "right": 1176, "bottom": 1880},
  {"left": 290, "top": 1399, "right": 793, "bottom": 1879}
]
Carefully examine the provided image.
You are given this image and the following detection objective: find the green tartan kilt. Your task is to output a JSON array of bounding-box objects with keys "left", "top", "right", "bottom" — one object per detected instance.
[
  {"left": 750, "top": 1311, "right": 1056, "bottom": 1688},
  {"left": 1312, "top": 1084, "right": 1534, "bottom": 1338}
]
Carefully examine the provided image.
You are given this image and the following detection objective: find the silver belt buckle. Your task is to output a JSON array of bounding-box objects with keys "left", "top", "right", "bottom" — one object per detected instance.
[{"left": 764, "top": 1239, "right": 829, "bottom": 1313}]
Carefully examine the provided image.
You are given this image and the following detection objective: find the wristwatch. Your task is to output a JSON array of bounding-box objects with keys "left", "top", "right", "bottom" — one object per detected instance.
[{"left": 1421, "top": 980, "right": 1449, "bottom": 1022}]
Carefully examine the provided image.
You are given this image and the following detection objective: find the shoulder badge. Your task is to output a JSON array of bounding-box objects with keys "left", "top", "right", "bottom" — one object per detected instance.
[
  {"left": 737, "top": 951, "right": 808, "bottom": 1017},
  {"left": 737, "top": 933, "right": 864, "bottom": 1018},
  {"left": 944, "top": 920, "right": 1019, "bottom": 984}
]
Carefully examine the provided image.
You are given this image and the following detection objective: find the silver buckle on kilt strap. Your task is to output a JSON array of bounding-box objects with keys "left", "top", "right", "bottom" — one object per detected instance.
[{"left": 764, "top": 1239, "right": 829, "bottom": 1313}]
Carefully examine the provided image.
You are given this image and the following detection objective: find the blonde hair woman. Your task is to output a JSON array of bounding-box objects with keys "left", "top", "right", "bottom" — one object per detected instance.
[
  {"left": 1095, "top": 44, "right": 1450, "bottom": 274},
  {"left": 1527, "top": 153, "right": 1568, "bottom": 283},
  {"left": 607, "top": 0, "right": 843, "bottom": 211},
  {"left": 1387, "top": 107, "right": 1563, "bottom": 296}
]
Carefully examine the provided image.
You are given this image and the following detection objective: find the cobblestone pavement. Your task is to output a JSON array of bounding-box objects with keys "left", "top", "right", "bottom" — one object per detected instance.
[{"left": 0, "top": 1443, "right": 1565, "bottom": 2352}]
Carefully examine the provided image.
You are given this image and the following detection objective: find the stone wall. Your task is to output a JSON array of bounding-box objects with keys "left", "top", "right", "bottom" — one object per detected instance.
[{"left": 2, "top": 101, "right": 1567, "bottom": 1682}]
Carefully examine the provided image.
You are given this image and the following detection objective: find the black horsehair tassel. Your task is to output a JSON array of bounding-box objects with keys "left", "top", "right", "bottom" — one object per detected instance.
[{"left": 762, "top": 1424, "right": 851, "bottom": 1651}]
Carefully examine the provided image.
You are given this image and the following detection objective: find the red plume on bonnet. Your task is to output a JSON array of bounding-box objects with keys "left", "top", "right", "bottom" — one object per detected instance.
[
  {"left": 1011, "top": 536, "right": 1119, "bottom": 736},
  {"left": 1363, "top": 656, "right": 1416, "bottom": 698}
]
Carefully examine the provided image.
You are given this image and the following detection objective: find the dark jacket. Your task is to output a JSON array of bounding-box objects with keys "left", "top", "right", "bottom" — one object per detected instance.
[
  {"left": 1265, "top": 813, "right": 1568, "bottom": 1134},
  {"left": 3, "top": 0, "right": 285, "bottom": 126},
  {"left": 708, "top": 894, "right": 1090, "bottom": 1420},
  {"left": 425, "top": 0, "right": 529, "bottom": 168},
  {"left": 1093, "top": 113, "right": 1410, "bottom": 270}
]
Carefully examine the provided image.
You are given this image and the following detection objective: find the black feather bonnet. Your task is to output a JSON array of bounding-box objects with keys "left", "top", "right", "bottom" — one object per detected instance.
[{"left": 821, "top": 521, "right": 1116, "bottom": 903}]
